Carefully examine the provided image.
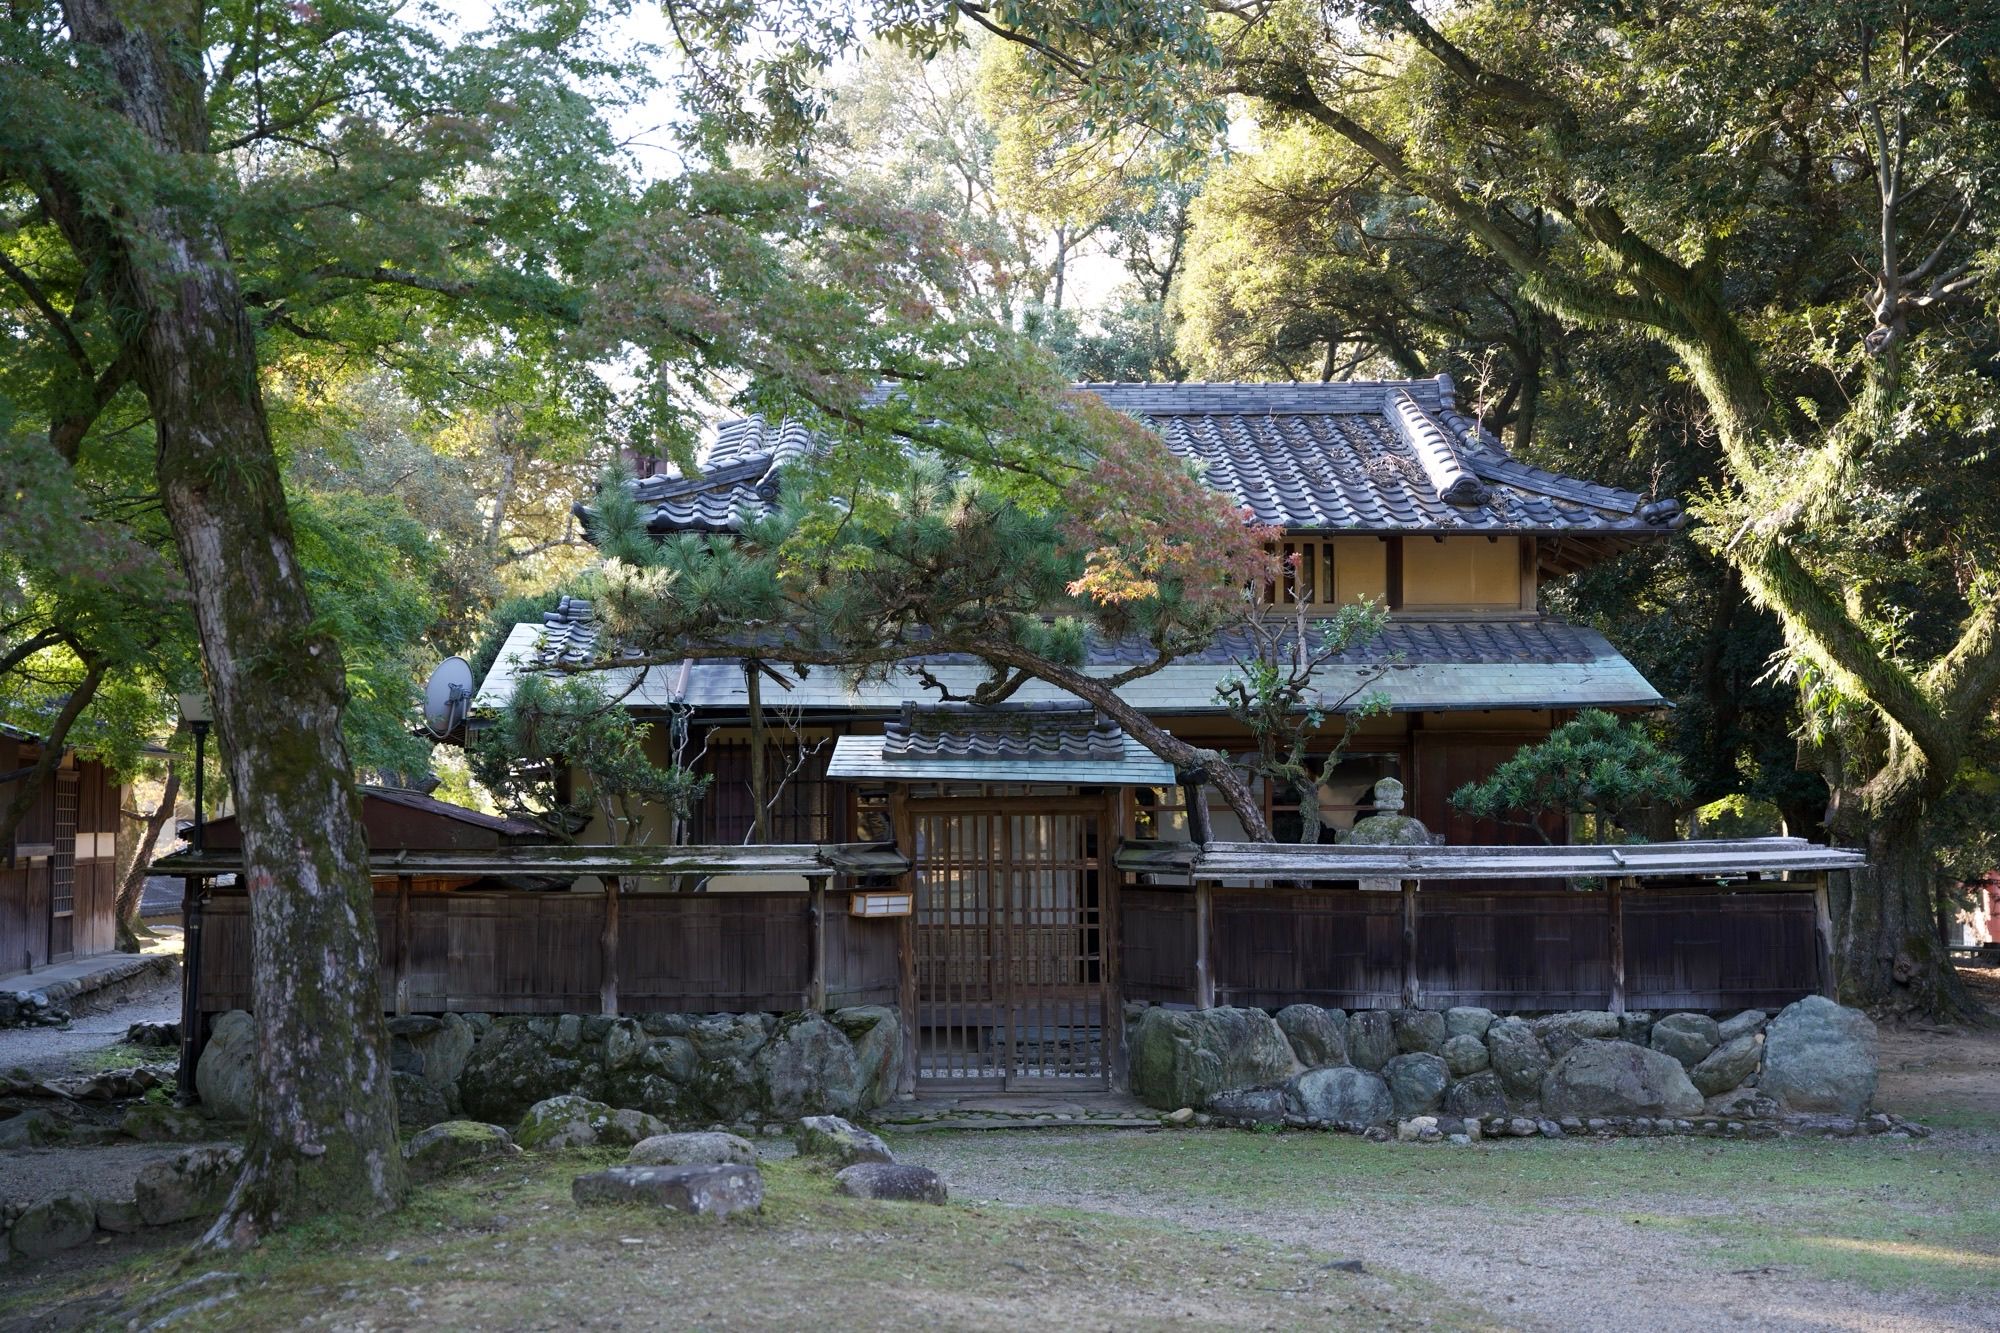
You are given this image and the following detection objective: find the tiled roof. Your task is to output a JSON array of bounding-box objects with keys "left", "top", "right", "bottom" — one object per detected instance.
[
  {"left": 883, "top": 703, "right": 1125, "bottom": 763},
  {"left": 628, "top": 376, "right": 1682, "bottom": 537},
  {"left": 470, "top": 596, "right": 1666, "bottom": 717}
]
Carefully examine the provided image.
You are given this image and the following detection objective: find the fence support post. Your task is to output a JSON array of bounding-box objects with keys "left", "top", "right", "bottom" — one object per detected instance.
[
  {"left": 1194, "top": 880, "right": 1215, "bottom": 1009},
  {"left": 808, "top": 880, "right": 827, "bottom": 1012},
  {"left": 175, "top": 874, "right": 204, "bottom": 1105},
  {"left": 1814, "top": 874, "right": 1836, "bottom": 997},
  {"left": 395, "top": 873, "right": 412, "bottom": 1017},
  {"left": 600, "top": 874, "right": 621, "bottom": 1016},
  {"left": 893, "top": 789, "right": 917, "bottom": 1096},
  {"left": 1401, "top": 879, "right": 1419, "bottom": 1008},
  {"left": 1607, "top": 876, "right": 1627, "bottom": 1015}
]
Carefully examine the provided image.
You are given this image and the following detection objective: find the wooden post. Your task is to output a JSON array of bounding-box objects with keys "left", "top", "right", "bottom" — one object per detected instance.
[
  {"left": 175, "top": 874, "right": 203, "bottom": 1104},
  {"left": 394, "top": 873, "right": 412, "bottom": 1017},
  {"left": 1814, "top": 874, "right": 1836, "bottom": 997},
  {"left": 808, "top": 880, "right": 828, "bottom": 1012},
  {"left": 1607, "top": 875, "right": 1627, "bottom": 1015},
  {"left": 745, "top": 664, "right": 768, "bottom": 844},
  {"left": 1401, "top": 879, "right": 1419, "bottom": 1008},
  {"left": 1194, "top": 880, "right": 1215, "bottom": 1009},
  {"left": 600, "top": 874, "right": 620, "bottom": 1016},
  {"left": 892, "top": 788, "right": 917, "bottom": 1096},
  {"left": 1103, "top": 785, "right": 1127, "bottom": 1090}
]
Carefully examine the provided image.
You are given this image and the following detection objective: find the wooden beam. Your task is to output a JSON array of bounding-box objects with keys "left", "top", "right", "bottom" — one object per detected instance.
[
  {"left": 1194, "top": 880, "right": 1215, "bottom": 1009},
  {"left": 1814, "top": 874, "right": 1836, "bottom": 998},
  {"left": 395, "top": 872, "right": 412, "bottom": 1017},
  {"left": 1607, "top": 876, "right": 1626, "bottom": 1015},
  {"left": 892, "top": 787, "right": 918, "bottom": 1096},
  {"left": 600, "top": 874, "right": 621, "bottom": 1016}
]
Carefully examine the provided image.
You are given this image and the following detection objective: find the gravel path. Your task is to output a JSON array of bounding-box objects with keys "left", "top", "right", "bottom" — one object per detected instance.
[
  {"left": 898, "top": 1131, "right": 1998, "bottom": 1333},
  {"left": 0, "top": 988, "right": 179, "bottom": 1083}
]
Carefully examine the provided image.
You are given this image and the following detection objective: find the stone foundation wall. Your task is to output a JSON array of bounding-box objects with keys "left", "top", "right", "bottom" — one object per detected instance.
[
  {"left": 195, "top": 1006, "right": 904, "bottom": 1130},
  {"left": 1129, "top": 996, "right": 1880, "bottom": 1130}
]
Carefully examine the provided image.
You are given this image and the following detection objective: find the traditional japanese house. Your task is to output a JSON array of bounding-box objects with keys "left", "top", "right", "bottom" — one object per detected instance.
[
  {"left": 0, "top": 722, "right": 125, "bottom": 974},
  {"left": 439, "top": 376, "right": 1856, "bottom": 1092}
]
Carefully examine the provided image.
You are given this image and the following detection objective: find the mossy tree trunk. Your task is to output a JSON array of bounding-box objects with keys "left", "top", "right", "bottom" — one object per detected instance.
[{"left": 51, "top": 0, "right": 403, "bottom": 1242}]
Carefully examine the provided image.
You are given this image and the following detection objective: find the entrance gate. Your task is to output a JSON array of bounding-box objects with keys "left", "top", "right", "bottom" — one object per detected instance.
[{"left": 911, "top": 802, "right": 1109, "bottom": 1087}]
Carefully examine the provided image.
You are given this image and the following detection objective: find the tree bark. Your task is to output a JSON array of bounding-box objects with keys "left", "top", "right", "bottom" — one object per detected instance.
[
  {"left": 114, "top": 766, "right": 178, "bottom": 953},
  {"left": 53, "top": 0, "right": 402, "bottom": 1243},
  {"left": 1835, "top": 799, "right": 1971, "bottom": 1017}
]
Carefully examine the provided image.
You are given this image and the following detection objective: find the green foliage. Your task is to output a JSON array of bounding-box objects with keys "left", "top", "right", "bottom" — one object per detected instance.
[
  {"left": 1690, "top": 794, "right": 1786, "bottom": 840},
  {"left": 1214, "top": 599, "right": 1393, "bottom": 843},
  {"left": 469, "top": 674, "right": 707, "bottom": 844},
  {"left": 1452, "top": 711, "right": 1694, "bottom": 844}
]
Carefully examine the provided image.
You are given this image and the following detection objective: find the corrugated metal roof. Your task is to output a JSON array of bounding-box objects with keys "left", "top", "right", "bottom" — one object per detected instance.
[
  {"left": 828, "top": 734, "right": 1176, "bottom": 785},
  {"left": 628, "top": 376, "right": 1682, "bottom": 538}
]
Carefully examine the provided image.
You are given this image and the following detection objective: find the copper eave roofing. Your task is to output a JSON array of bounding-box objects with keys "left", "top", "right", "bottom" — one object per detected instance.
[{"left": 625, "top": 375, "right": 1683, "bottom": 539}]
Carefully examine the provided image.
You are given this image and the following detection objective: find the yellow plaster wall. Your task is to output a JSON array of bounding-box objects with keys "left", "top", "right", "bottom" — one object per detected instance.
[{"left": 1402, "top": 536, "right": 1524, "bottom": 608}]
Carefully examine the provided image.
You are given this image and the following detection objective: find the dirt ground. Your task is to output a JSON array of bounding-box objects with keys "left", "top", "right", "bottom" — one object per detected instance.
[{"left": 3, "top": 975, "right": 1997, "bottom": 1332}]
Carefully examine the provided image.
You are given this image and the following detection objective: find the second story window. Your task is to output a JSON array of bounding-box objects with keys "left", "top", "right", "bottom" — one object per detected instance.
[{"left": 1265, "top": 537, "right": 1390, "bottom": 608}]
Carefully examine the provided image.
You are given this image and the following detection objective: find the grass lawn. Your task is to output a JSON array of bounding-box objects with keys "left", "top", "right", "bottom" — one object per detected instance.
[{"left": 8, "top": 1151, "right": 1498, "bottom": 1333}]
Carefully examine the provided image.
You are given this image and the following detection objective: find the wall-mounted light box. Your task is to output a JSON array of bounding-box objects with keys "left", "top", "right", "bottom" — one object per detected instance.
[{"left": 849, "top": 890, "right": 913, "bottom": 918}]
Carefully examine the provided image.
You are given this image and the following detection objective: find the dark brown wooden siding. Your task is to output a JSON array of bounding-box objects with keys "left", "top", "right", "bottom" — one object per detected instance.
[
  {"left": 1121, "top": 882, "right": 1824, "bottom": 1012},
  {"left": 1, "top": 754, "right": 120, "bottom": 974}
]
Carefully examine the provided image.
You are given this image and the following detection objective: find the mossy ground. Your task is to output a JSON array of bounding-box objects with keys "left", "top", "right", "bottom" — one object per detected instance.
[
  {"left": 908, "top": 1126, "right": 2000, "bottom": 1299},
  {"left": 5, "top": 1152, "right": 1494, "bottom": 1332}
]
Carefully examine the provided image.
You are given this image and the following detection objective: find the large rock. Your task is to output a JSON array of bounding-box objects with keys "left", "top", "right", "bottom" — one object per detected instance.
[
  {"left": 134, "top": 1146, "right": 244, "bottom": 1226},
  {"left": 1541, "top": 1040, "right": 1703, "bottom": 1118},
  {"left": 831, "top": 1006, "right": 904, "bottom": 1108},
  {"left": 1689, "top": 1034, "right": 1762, "bottom": 1097},
  {"left": 1383, "top": 1053, "right": 1450, "bottom": 1118},
  {"left": 1442, "top": 1034, "right": 1490, "bottom": 1077},
  {"left": 1128, "top": 1006, "right": 1298, "bottom": 1110},
  {"left": 515, "top": 1095, "right": 665, "bottom": 1151},
  {"left": 389, "top": 1013, "right": 476, "bottom": 1098},
  {"left": 402, "top": 1121, "right": 521, "bottom": 1181},
  {"left": 1285, "top": 1066, "right": 1392, "bottom": 1126},
  {"left": 753, "top": 1011, "right": 865, "bottom": 1118},
  {"left": 119, "top": 1105, "right": 215, "bottom": 1143},
  {"left": 628, "top": 1132, "right": 757, "bottom": 1167},
  {"left": 194, "top": 1009, "right": 257, "bottom": 1121},
  {"left": 1533, "top": 1011, "right": 1621, "bottom": 1058},
  {"left": 1275, "top": 1005, "right": 1348, "bottom": 1068},
  {"left": 1445, "top": 1007, "right": 1494, "bottom": 1040},
  {"left": 1391, "top": 1010, "right": 1447, "bottom": 1055},
  {"left": 1649, "top": 1013, "right": 1722, "bottom": 1070},
  {"left": 1443, "top": 1071, "right": 1509, "bottom": 1119},
  {"left": 1347, "top": 1011, "right": 1395, "bottom": 1072},
  {"left": 9, "top": 1193, "right": 95, "bottom": 1257},
  {"left": 1486, "top": 1018, "right": 1549, "bottom": 1100},
  {"left": 795, "top": 1115, "right": 893, "bottom": 1167},
  {"left": 571, "top": 1164, "right": 762, "bottom": 1218},
  {"left": 1718, "top": 1009, "right": 1768, "bottom": 1042},
  {"left": 1760, "top": 997, "right": 1877, "bottom": 1116},
  {"left": 394, "top": 1070, "right": 452, "bottom": 1131},
  {"left": 834, "top": 1163, "right": 948, "bottom": 1204},
  {"left": 1208, "top": 1087, "right": 1289, "bottom": 1126},
  {"left": 459, "top": 1019, "right": 591, "bottom": 1125}
]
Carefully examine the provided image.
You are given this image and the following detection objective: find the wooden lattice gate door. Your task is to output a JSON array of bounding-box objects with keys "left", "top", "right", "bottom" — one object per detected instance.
[{"left": 912, "top": 803, "right": 1108, "bottom": 1088}]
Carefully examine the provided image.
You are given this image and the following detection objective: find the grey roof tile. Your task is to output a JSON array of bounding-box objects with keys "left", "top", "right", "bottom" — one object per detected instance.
[{"left": 628, "top": 376, "right": 1684, "bottom": 539}]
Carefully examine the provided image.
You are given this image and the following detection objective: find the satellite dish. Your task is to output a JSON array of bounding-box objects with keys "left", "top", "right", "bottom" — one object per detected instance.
[{"left": 423, "top": 657, "right": 475, "bottom": 738}]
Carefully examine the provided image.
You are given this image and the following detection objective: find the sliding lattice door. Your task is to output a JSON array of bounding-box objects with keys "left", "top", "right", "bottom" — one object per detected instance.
[{"left": 912, "top": 805, "right": 1107, "bottom": 1087}]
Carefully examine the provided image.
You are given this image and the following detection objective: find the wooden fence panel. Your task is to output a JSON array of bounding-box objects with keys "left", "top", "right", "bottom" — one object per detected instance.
[
  {"left": 197, "top": 893, "right": 254, "bottom": 1012},
  {"left": 447, "top": 894, "right": 602, "bottom": 1012},
  {"left": 823, "top": 907, "right": 899, "bottom": 1008},
  {"left": 1121, "top": 887, "right": 1197, "bottom": 1004},
  {"left": 1212, "top": 887, "right": 1403, "bottom": 1009},
  {"left": 1625, "top": 890, "right": 1821, "bottom": 1010},
  {"left": 620, "top": 895, "right": 808, "bottom": 1012},
  {"left": 1416, "top": 891, "right": 1615, "bottom": 1010}
]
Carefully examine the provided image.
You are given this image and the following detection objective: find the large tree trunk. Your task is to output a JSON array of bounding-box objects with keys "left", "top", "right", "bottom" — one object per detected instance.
[
  {"left": 1832, "top": 797, "right": 1972, "bottom": 1017},
  {"left": 56, "top": 0, "right": 403, "bottom": 1244},
  {"left": 113, "top": 767, "right": 178, "bottom": 953}
]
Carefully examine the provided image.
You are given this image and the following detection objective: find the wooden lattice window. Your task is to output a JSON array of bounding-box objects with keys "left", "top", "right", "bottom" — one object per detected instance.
[
  {"left": 1264, "top": 536, "right": 1390, "bottom": 608},
  {"left": 696, "top": 738, "right": 844, "bottom": 844},
  {"left": 51, "top": 770, "right": 77, "bottom": 917}
]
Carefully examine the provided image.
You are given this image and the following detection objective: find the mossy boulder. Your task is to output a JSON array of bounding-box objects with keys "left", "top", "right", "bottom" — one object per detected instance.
[
  {"left": 193, "top": 1009, "right": 257, "bottom": 1121},
  {"left": 1274, "top": 1005, "right": 1348, "bottom": 1068},
  {"left": 402, "top": 1120, "right": 522, "bottom": 1180},
  {"left": 1541, "top": 1039, "right": 1703, "bottom": 1119},
  {"left": 1760, "top": 997, "right": 1877, "bottom": 1116},
  {"left": 795, "top": 1115, "right": 893, "bottom": 1168},
  {"left": 515, "top": 1095, "right": 666, "bottom": 1151},
  {"left": 1128, "top": 1006, "right": 1299, "bottom": 1110},
  {"left": 459, "top": 1019, "right": 591, "bottom": 1125}
]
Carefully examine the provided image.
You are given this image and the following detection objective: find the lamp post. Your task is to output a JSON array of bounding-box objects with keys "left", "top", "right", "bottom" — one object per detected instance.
[
  {"left": 175, "top": 692, "right": 212, "bottom": 852},
  {"left": 174, "top": 692, "right": 213, "bottom": 1105}
]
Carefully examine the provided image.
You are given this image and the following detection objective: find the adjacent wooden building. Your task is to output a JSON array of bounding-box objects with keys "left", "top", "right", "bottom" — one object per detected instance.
[{"left": 0, "top": 723, "right": 123, "bottom": 974}]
